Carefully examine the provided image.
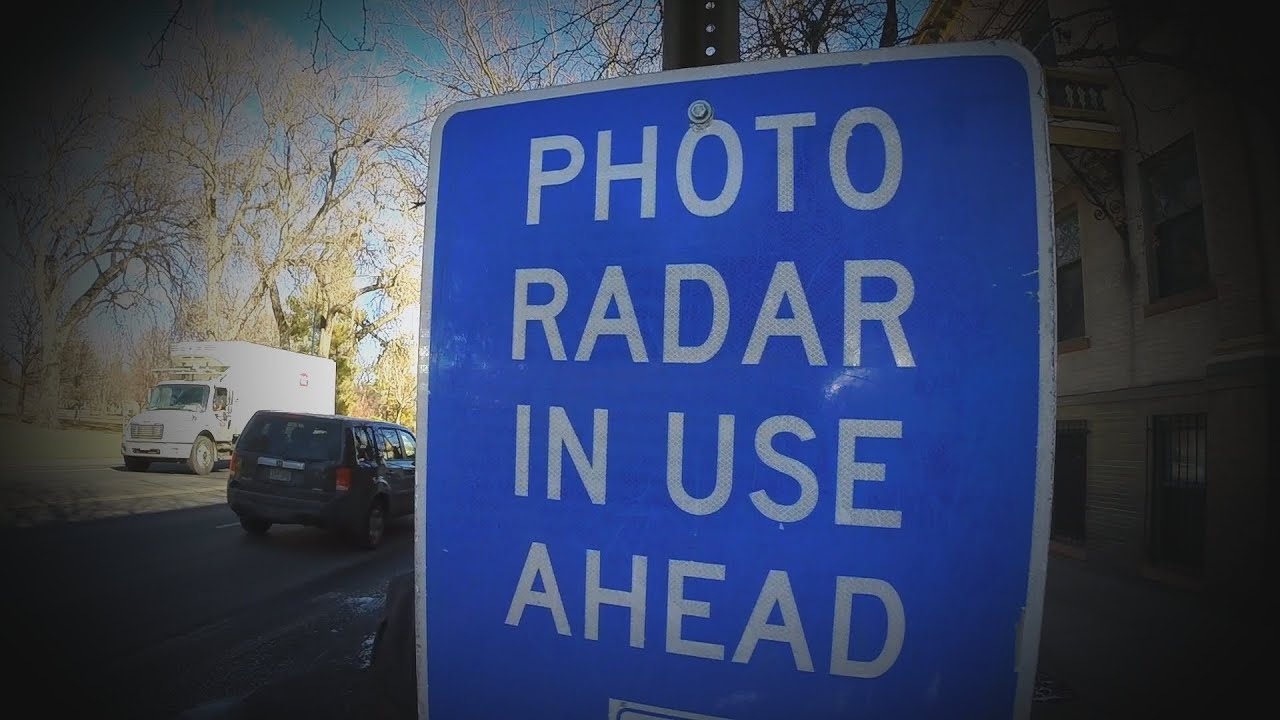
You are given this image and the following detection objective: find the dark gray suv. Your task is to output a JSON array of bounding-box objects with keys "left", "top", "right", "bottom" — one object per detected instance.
[{"left": 226, "top": 411, "right": 416, "bottom": 549}]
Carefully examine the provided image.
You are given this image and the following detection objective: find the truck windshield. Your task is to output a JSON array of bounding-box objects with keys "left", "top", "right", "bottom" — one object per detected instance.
[
  {"left": 238, "top": 415, "right": 343, "bottom": 461},
  {"left": 147, "top": 384, "right": 210, "bottom": 411}
]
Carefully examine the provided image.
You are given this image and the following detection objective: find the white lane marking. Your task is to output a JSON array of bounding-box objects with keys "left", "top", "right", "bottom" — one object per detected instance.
[{"left": 215, "top": 522, "right": 239, "bottom": 529}]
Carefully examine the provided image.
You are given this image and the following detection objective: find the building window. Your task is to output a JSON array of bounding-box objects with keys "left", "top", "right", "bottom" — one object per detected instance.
[
  {"left": 1146, "top": 413, "right": 1208, "bottom": 573},
  {"left": 1055, "top": 205, "right": 1086, "bottom": 342},
  {"left": 1052, "top": 420, "right": 1088, "bottom": 545},
  {"left": 1141, "top": 135, "right": 1210, "bottom": 301}
]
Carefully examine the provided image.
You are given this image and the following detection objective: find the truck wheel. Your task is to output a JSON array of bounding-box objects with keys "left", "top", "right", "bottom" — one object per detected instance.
[
  {"left": 124, "top": 457, "right": 151, "bottom": 473},
  {"left": 188, "top": 436, "right": 216, "bottom": 475},
  {"left": 353, "top": 498, "right": 388, "bottom": 550}
]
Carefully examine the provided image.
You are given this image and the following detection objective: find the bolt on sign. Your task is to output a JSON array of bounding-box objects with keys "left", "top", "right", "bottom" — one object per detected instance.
[{"left": 416, "top": 40, "right": 1056, "bottom": 720}]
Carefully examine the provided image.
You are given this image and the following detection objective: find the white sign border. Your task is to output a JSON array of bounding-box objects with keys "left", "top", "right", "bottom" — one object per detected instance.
[{"left": 415, "top": 38, "right": 1057, "bottom": 720}]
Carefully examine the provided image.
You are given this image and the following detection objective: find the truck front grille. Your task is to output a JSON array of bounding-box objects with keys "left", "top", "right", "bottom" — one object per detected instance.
[{"left": 130, "top": 423, "right": 164, "bottom": 441}]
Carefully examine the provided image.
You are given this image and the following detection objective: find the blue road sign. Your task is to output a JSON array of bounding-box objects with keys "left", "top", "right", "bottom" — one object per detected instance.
[{"left": 417, "top": 40, "right": 1055, "bottom": 720}]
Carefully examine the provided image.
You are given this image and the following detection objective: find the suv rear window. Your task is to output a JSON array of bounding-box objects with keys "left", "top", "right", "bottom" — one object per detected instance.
[{"left": 238, "top": 414, "right": 343, "bottom": 461}]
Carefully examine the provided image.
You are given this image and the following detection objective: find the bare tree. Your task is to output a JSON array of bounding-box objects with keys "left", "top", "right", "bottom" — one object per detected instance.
[
  {"left": 59, "top": 331, "right": 104, "bottom": 422},
  {"left": 581, "top": 0, "right": 663, "bottom": 76},
  {"left": 125, "top": 326, "right": 176, "bottom": 414},
  {"left": 368, "top": 334, "right": 418, "bottom": 428},
  {"left": 237, "top": 42, "right": 422, "bottom": 345},
  {"left": 741, "top": 0, "right": 911, "bottom": 58},
  {"left": 384, "top": 0, "right": 918, "bottom": 109},
  {"left": 129, "top": 10, "right": 274, "bottom": 341},
  {"left": 288, "top": 227, "right": 421, "bottom": 358},
  {"left": 130, "top": 14, "right": 424, "bottom": 349},
  {"left": 1, "top": 285, "right": 41, "bottom": 420},
  {"left": 387, "top": 0, "right": 662, "bottom": 101},
  {"left": 2, "top": 93, "right": 188, "bottom": 428}
]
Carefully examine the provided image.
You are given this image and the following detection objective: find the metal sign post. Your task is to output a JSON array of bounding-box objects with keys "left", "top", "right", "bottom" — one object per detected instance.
[
  {"left": 415, "top": 33, "right": 1054, "bottom": 720},
  {"left": 662, "top": 0, "right": 740, "bottom": 70}
]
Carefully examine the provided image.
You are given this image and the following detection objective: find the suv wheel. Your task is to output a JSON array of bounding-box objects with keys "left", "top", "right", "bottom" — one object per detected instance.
[
  {"left": 188, "top": 436, "right": 216, "bottom": 475},
  {"left": 239, "top": 515, "right": 271, "bottom": 535},
  {"left": 355, "top": 498, "right": 387, "bottom": 550}
]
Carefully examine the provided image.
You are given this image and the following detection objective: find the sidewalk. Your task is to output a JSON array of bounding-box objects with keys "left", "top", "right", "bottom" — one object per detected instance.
[
  {"left": 0, "top": 417, "right": 122, "bottom": 464},
  {"left": 1, "top": 457, "right": 122, "bottom": 471},
  {"left": 1031, "top": 554, "right": 1261, "bottom": 719}
]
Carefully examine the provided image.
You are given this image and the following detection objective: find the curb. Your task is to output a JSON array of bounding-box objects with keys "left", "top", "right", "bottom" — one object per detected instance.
[{"left": 0, "top": 458, "right": 121, "bottom": 471}]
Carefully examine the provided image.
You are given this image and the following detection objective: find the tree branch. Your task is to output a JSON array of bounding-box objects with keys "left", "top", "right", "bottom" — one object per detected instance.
[
  {"left": 143, "top": 1, "right": 189, "bottom": 69},
  {"left": 308, "top": 0, "right": 375, "bottom": 71}
]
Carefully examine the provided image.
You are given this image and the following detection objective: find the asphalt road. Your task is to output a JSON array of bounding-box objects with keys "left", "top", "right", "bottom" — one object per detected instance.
[
  {"left": 1, "top": 461, "right": 1256, "bottom": 719},
  {"left": 0, "top": 471, "right": 413, "bottom": 719}
]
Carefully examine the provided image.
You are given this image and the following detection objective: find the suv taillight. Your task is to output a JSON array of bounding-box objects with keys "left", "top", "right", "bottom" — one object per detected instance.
[
  {"left": 336, "top": 467, "right": 352, "bottom": 492},
  {"left": 230, "top": 453, "right": 240, "bottom": 475}
]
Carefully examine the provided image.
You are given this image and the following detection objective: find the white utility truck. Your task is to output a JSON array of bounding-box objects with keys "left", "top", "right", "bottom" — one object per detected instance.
[{"left": 122, "top": 341, "right": 337, "bottom": 475}]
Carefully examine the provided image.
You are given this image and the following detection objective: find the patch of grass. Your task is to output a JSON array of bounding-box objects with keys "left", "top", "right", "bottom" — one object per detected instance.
[{"left": 0, "top": 417, "right": 122, "bottom": 462}]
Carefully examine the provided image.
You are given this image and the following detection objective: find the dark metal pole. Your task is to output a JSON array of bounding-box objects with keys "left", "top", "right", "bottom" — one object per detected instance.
[{"left": 662, "top": 0, "right": 740, "bottom": 70}]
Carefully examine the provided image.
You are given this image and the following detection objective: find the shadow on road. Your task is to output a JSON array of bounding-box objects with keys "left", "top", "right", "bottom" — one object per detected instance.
[
  {"left": 1, "top": 481, "right": 227, "bottom": 529},
  {"left": 233, "top": 516, "right": 414, "bottom": 556},
  {"left": 111, "top": 460, "right": 231, "bottom": 473}
]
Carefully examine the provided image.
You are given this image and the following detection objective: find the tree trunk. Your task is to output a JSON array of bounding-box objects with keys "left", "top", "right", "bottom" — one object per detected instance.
[
  {"left": 879, "top": 0, "right": 899, "bottom": 48},
  {"left": 34, "top": 299, "right": 63, "bottom": 429},
  {"left": 317, "top": 307, "right": 335, "bottom": 358},
  {"left": 270, "top": 283, "right": 289, "bottom": 346},
  {"left": 206, "top": 253, "right": 227, "bottom": 340},
  {"left": 204, "top": 185, "right": 229, "bottom": 340},
  {"left": 17, "top": 363, "right": 30, "bottom": 420}
]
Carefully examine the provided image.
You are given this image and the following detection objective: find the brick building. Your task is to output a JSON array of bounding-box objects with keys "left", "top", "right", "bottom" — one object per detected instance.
[{"left": 914, "top": 0, "right": 1276, "bottom": 596}]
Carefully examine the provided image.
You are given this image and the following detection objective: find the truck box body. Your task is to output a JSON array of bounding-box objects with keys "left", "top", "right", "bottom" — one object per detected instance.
[{"left": 122, "top": 341, "right": 337, "bottom": 473}]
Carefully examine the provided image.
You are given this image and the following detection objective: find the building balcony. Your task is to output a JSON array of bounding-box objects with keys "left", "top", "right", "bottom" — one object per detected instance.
[
  {"left": 1045, "top": 67, "right": 1122, "bottom": 150},
  {"left": 1047, "top": 67, "right": 1115, "bottom": 122}
]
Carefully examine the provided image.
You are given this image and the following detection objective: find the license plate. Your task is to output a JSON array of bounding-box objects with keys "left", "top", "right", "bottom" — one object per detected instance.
[{"left": 267, "top": 468, "right": 292, "bottom": 483}]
